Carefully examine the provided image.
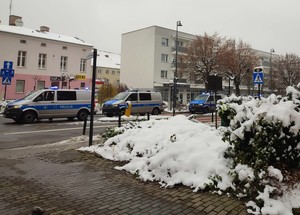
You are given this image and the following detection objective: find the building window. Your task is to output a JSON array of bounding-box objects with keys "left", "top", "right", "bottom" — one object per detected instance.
[
  {"left": 117, "top": 71, "right": 120, "bottom": 74},
  {"left": 60, "top": 56, "right": 68, "bottom": 71},
  {"left": 161, "top": 54, "right": 168, "bottom": 62},
  {"left": 106, "top": 70, "right": 109, "bottom": 74},
  {"left": 51, "top": 81, "right": 59, "bottom": 87},
  {"left": 161, "top": 37, "right": 169, "bottom": 46},
  {"left": 37, "top": 81, "right": 45, "bottom": 90},
  {"left": 16, "top": 80, "right": 25, "bottom": 93},
  {"left": 80, "top": 59, "right": 86, "bottom": 72},
  {"left": 161, "top": 70, "right": 168, "bottom": 78},
  {"left": 112, "top": 70, "right": 115, "bottom": 75},
  {"left": 20, "top": 39, "right": 26, "bottom": 44},
  {"left": 177, "top": 40, "right": 183, "bottom": 47},
  {"left": 80, "top": 82, "right": 85, "bottom": 88},
  {"left": 97, "top": 69, "right": 102, "bottom": 74},
  {"left": 41, "top": 43, "right": 46, "bottom": 47},
  {"left": 62, "top": 46, "right": 68, "bottom": 50},
  {"left": 17, "top": 51, "right": 26, "bottom": 67},
  {"left": 38, "top": 53, "right": 47, "bottom": 69}
]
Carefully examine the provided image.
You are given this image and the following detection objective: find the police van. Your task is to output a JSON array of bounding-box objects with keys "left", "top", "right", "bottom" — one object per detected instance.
[
  {"left": 188, "top": 93, "right": 223, "bottom": 114},
  {"left": 102, "top": 91, "right": 164, "bottom": 117},
  {"left": 3, "top": 89, "right": 94, "bottom": 123}
]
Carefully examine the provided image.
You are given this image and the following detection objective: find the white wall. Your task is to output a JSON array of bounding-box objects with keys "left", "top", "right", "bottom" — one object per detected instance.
[{"left": 121, "top": 27, "right": 156, "bottom": 89}]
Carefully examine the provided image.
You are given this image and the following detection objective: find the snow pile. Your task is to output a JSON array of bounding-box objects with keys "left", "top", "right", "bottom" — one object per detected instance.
[{"left": 81, "top": 115, "right": 233, "bottom": 191}]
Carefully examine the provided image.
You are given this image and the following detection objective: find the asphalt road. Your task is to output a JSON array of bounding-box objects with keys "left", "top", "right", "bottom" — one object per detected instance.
[
  {"left": 0, "top": 115, "right": 115, "bottom": 150},
  {"left": 0, "top": 111, "right": 217, "bottom": 150}
]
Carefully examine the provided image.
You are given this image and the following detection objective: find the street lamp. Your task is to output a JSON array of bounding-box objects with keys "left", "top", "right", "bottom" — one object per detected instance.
[
  {"left": 68, "top": 76, "right": 75, "bottom": 89},
  {"left": 269, "top": 48, "right": 275, "bottom": 93},
  {"left": 173, "top": 20, "right": 182, "bottom": 116}
]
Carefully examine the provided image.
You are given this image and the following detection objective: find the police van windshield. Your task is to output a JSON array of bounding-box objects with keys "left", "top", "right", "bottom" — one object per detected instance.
[
  {"left": 113, "top": 92, "right": 130, "bottom": 100},
  {"left": 21, "top": 90, "right": 41, "bottom": 100},
  {"left": 194, "top": 94, "right": 209, "bottom": 101}
]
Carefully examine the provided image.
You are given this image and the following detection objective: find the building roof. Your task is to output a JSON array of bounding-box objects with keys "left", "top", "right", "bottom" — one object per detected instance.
[
  {"left": 94, "top": 50, "right": 121, "bottom": 69},
  {"left": 0, "top": 24, "right": 93, "bottom": 47}
]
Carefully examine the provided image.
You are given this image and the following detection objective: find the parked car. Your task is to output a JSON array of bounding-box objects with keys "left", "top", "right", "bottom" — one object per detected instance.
[
  {"left": 3, "top": 89, "right": 95, "bottom": 123},
  {"left": 102, "top": 91, "right": 164, "bottom": 117},
  {"left": 188, "top": 93, "right": 223, "bottom": 114}
]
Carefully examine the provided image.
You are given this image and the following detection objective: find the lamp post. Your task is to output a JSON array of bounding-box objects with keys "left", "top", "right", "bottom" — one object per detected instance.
[
  {"left": 173, "top": 20, "right": 182, "bottom": 116},
  {"left": 68, "top": 76, "right": 75, "bottom": 89},
  {"left": 269, "top": 48, "right": 275, "bottom": 93}
]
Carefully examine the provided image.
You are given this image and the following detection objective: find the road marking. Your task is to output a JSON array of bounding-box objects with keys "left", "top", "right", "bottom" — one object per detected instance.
[{"left": 2, "top": 125, "right": 112, "bottom": 135}]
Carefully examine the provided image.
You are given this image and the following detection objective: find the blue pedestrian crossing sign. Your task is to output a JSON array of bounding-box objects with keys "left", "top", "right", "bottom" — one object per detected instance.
[
  {"left": 2, "top": 76, "right": 12, "bottom": 85},
  {"left": 253, "top": 72, "right": 264, "bottom": 84},
  {"left": 1, "top": 61, "right": 14, "bottom": 86}
]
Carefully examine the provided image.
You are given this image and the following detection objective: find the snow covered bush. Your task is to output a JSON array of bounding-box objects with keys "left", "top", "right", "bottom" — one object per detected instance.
[{"left": 218, "top": 84, "right": 300, "bottom": 213}]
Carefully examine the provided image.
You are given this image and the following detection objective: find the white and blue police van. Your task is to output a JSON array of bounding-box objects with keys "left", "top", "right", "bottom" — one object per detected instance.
[
  {"left": 188, "top": 93, "right": 223, "bottom": 114},
  {"left": 3, "top": 89, "right": 95, "bottom": 123},
  {"left": 102, "top": 91, "right": 164, "bottom": 117}
]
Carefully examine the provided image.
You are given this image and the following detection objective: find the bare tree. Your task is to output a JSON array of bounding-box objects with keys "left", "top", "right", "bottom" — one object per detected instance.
[
  {"left": 273, "top": 53, "right": 300, "bottom": 93},
  {"left": 218, "top": 39, "right": 258, "bottom": 96},
  {"left": 184, "top": 33, "right": 223, "bottom": 90}
]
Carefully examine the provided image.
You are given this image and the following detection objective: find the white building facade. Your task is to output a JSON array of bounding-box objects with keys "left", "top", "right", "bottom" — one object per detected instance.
[
  {"left": 0, "top": 16, "right": 93, "bottom": 100},
  {"left": 121, "top": 26, "right": 198, "bottom": 106},
  {"left": 121, "top": 26, "right": 279, "bottom": 106}
]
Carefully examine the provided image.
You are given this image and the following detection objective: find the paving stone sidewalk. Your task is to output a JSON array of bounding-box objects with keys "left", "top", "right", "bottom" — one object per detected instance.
[{"left": 0, "top": 141, "right": 249, "bottom": 215}]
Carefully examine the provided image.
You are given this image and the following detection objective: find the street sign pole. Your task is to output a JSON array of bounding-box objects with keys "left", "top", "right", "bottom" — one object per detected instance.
[
  {"left": 253, "top": 68, "right": 264, "bottom": 99},
  {"left": 4, "top": 84, "right": 7, "bottom": 100},
  {"left": 1, "top": 61, "right": 15, "bottom": 99},
  {"left": 89, "top": 48, "right": 97, "bottom": 147}
]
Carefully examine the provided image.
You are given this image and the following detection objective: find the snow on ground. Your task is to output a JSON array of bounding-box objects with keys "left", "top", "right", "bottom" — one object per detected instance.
[{"left": 79, "top": 114, "right": 300, "bottom": 215}]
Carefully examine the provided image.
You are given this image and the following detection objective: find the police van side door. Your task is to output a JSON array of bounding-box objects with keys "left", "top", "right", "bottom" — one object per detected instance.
[
  {"left": 125, "top": 93, "right": 138, "bottom": 114},
  {"left": 33, "top": 90, "right": 56, "bottom": 117},
  {"left": 56, "top": 91, "right": 77, "bottom": 116},
  {"left": 138, "top": 93, "right": 152, "bottom": 114}
]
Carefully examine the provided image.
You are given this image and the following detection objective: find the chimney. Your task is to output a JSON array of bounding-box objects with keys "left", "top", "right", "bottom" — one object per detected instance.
[
  {"left": 40, "top": 26, "right": 50, "bottom": 32},
  {"left": 9, "top": 15, "right": 23, "bottom": 26}
]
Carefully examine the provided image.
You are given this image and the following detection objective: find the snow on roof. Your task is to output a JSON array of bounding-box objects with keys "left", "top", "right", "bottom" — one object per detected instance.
[
  {"left": 0, "top": 25, "right": 93, "bottom": 47},
  {"left": 94, "top": 50, "right": 121, "bottom": 69}
]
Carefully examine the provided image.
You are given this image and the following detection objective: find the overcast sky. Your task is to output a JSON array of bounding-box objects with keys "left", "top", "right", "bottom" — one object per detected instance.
[{"left": 1, "top": 0, "right": 299, "bottom": 56}]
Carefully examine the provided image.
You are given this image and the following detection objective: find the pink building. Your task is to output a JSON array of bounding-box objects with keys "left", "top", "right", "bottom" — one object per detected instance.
[{"left": 0, "top": 16, "right": 93, "bottom": 100}]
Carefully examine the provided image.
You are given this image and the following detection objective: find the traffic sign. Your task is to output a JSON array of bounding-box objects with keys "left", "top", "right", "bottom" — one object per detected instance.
[
  {"left": 2, "top": 76, "right": 12, "bottom": 85},
  {"left": 3, "top": 61, "right": 13, "bottom": 70},
  {"left": 0, "top": 68, "right": 14, "bottom": 77},
  {"left": 253, "top": 72, "right": 264, "bottom": 84}
]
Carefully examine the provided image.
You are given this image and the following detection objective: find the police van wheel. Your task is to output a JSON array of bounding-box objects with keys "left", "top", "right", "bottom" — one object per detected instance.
[
  {"left": 152, "top": 107, "right": 160, "bottom": 115},
  {"left": 77, "top": 110, "right": 89, "bottom": 121},
  {"left": 203, "top": 107, "right": 210, "bottom": 114},
  {"left": 22, "top": 111, "right": 36, "bottom": 124}
]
